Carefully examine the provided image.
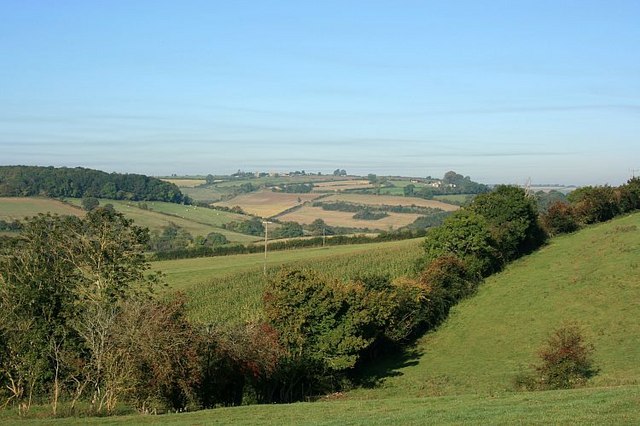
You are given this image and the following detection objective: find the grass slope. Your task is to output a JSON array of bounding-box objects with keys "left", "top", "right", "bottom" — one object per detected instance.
[
  {"left": 0, "top": 197, "right": 83, "bottom": 220},
  {"left": 11, "top": 385, "right": 638, "bottom": 424},
  {"left": 350, "top": 212, "right": 640, "bottom": 398}
]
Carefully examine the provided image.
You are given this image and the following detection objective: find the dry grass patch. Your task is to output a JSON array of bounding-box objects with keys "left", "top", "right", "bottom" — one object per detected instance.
[
  {"left": 214, "top": 189, "right": 321, "bottom": 217},
  {"left": 324, "top": 193, "right": 459, "bottom": 211},
  {"left": 278, "top": 206, "right": 421, "bottom": 230}
]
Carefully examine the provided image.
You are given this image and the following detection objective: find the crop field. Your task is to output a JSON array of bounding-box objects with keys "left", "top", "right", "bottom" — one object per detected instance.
[
  {"left": 0, "top": 197, "right": 84, "bottom": 220},
  {"left": 64, "top": 199, "right": 259, "bottom": 243},
  {"left": 160, "top": 178, "right": 206, "bottom": 187},
  {"left": 150, "top": 239, "right": 422, "bottom": 325},
  {"left": 313, "top": 179, "right": 374, "bottom": 192},
  {"left": 214, "top": 189, "right": 322, "bottom": 217},
  {"left": 277, "top": 205, "right": 421, "bottom": 230},
  {"left": 349, "top": 212, "right": 640, "bottom": 399},
  {"left": 323, "top": 193, "right": 459, "bottom": 211}
]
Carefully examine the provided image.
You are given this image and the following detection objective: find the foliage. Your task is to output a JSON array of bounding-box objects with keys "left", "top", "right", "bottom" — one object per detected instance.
[
  {"left": 276, "top": 183, "right": 314, "bottom": 193},
  {"left": 0, "top": 208, "right": 162, "bottom": 414},
  {"left": 405, "top": 212, "right": 451, "bottom": 230},
  {"left": 468, "top": 185, "right": 547, "bottom": 262},
  {"left": 149, "top": 223, "right": 194, "bottom": 252},
  {"left": 541, "top": 201, "right": 579, "bottom": 236},
  {"left": 81, "top": 196, "right": 100, "bottom": 211},
  {"left": 203, "top": 232, "right": 228, "bottom": 246},
  {"left": 422, "top": 210, "right": 500, "bottom": 277},
  {"left": 535, "top": 190, "right": 568, "bottom": 213},
  {"left": 515, "top": 324, "right": 597, "bottom": 390},
  {"left": 223, "top": 218, "right": 265, "bottom": 236},
  {"left": 352, "top": 209, "right": 388, "bottom": 220},
  {"left": 262, "top": 268, "right": 428, "bottom": 401},
  {"left": 568, "top": 185, "right": 620, "bottom": 224},
  {"left": 271, "top": 221, "right": 304, "bottom": 239},
  {"left": 0, "top": 165, "right": 187, "bottom": 203}
]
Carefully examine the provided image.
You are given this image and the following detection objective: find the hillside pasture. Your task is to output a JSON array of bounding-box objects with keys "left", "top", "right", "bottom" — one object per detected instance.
[
  {"left": 214, "top": 189, "right": 322, "bottom": 217},
  {"left": 323, "top": 193, "right": 459, "bottom": 211},
  {"left": 349, "top": 212, "right": 640, "bottom": 399},
  {"left": 0, "top": 197, "right": 84, "bottom": 220},
  {"left": 277, "top": 205, "right": 421, "bottom": 230}
]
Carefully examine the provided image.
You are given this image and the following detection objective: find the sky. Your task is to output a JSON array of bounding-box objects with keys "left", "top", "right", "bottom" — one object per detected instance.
[{"left": 1, "top": 1, "right": 639, "bottom": 185}]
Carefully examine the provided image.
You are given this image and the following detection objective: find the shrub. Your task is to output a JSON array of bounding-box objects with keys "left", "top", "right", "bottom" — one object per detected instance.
[
  {"left": 515, "top": 324, "right": 597, "bottom": 390},
  {"left": 541, "top": 201, "right": 579, "bottom": 236}
]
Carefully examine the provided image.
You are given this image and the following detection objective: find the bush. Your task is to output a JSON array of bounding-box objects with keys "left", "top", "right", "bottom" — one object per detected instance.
[
  {"left": 541, "top": 201, "right": 579, "bottom": 236},
  {"left": 515, "top": 324, "right": 597, "bottom": 391}
]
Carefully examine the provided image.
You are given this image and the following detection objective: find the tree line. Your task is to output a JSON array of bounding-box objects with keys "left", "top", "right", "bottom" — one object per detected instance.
[{"left": 0, "top": 166, "right": 188, "bottom": 203}]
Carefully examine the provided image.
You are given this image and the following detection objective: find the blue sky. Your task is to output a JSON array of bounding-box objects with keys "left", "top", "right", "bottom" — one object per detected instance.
[{"left": 1, "top": 1, "right": 639, "bottom": 184}]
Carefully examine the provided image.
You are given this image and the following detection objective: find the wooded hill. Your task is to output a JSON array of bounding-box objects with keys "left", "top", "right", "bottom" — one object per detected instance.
[{"left": 0, "top": 166, "right": 187, "bottom": 203}]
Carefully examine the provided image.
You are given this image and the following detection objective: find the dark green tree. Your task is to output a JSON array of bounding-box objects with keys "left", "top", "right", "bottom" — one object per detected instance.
[{"left": 468, "top": 185, "right": 546, "bottom": 262}]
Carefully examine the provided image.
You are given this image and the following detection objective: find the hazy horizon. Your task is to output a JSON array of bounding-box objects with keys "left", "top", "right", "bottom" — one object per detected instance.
[{"left": 1, "top": 1, "right": 639, "bottom": 186}]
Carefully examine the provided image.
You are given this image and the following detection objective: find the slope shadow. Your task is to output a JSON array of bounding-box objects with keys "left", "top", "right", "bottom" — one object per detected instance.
[{"left": 353, "top": 345, "right": 424, "bottom": 389}]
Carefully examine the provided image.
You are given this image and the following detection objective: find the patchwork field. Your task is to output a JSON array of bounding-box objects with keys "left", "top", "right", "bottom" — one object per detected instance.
[
  {"left": 323, "top": 193, "right": 459, "bottom": 211},
  {"left": 277, "top": 206, "right": 421, "bottom": 230},
  {"left": 214, "top": 189, "right": 322, "bottom": 217},
  {"left": 0, "top": 197, "right": 84, "bottom": 220}
]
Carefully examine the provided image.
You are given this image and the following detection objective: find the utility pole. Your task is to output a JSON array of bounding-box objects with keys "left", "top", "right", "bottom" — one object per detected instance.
[
  {"left": 322, "top": 227, "right": 326, "bottom": 247},
  {"left": 262, "top": 221, "right": 272, "bottom": 275}
]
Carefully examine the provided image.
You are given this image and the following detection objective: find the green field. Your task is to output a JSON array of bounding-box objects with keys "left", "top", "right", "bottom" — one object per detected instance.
[
  {"left": 152, "top": 239, "right": 422, "bottom": 325},
  {"left": 8, "top": 384, "right": 638, "bottom": 425},
  {"left": 0, "top": 197, "right": 84, "bottom": 220}
]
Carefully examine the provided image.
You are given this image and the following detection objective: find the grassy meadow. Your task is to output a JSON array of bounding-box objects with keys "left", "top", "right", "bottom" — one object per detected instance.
[{"left": 0, "top": 197, "right": 84, "bottom": 220}]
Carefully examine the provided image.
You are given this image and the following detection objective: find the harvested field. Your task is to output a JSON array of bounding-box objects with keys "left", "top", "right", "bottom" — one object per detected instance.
[
  {"left": 277, "top": 205, "right": 421, "bottom": 230},
  {"left": 323, "top": 193, "right": 459, "bottom": 211},
  {"left": 161, "top": 178, "right": 206, "bottom": 187},
  {"left": 0, "top": 197, "right": 84, "bottom": 220},
  {"left": 214, "top": 189, "right": 322, "bottom": 218},
  {"left": 313, "top": 179, "right": 374, "bottom": 192}
]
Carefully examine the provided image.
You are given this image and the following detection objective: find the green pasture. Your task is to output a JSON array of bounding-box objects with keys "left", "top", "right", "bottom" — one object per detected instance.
[
  {"left": 349, "top": 212, "right": 640, "bottom": 399},
  {"left": 9, "top": 385, "right": 638, "bottom": 425},
  {"left": 0, "top": 197, "right": 83, "bottom": 220}
]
